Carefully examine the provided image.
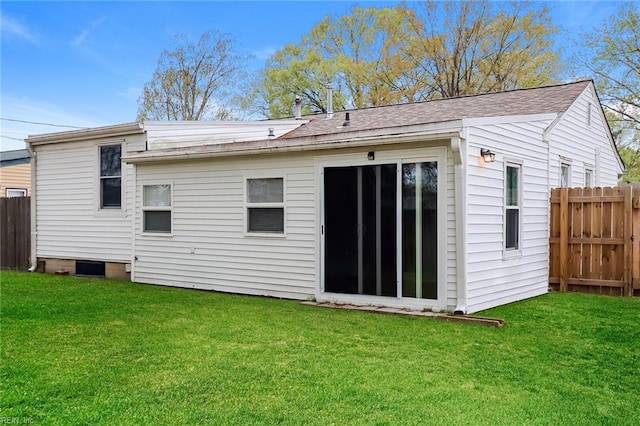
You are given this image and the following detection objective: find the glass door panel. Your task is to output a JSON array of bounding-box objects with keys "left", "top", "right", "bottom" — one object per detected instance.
[
  {"left": 402, "top": 162, "right": 438, "bottom": 299},
  {"left": 324, "top": 164, "right": 396, "bottom": 295},
  {"left": 324, "top": 167, "right": 358, "bottom": 294}
]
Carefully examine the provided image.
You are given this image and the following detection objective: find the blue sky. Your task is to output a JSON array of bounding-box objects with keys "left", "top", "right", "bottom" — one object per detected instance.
[{"left": 0, "top": 0, "right": 623, "bottom": 151}]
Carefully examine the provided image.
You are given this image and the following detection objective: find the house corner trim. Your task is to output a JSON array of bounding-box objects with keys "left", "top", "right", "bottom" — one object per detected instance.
[{"left": 452, "top": 133, "right": 468, "bottom": 314}]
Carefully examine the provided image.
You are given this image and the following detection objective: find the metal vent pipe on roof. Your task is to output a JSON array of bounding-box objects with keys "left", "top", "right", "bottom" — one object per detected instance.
[
  {"left": 294, "top": 95, "right": 302, "bottom": 119},
  {"left": 342, "top": 112, "right": 350, "bottom": 127},
  {"left": 326, "top": 83, "right": 333, "bottom": 119}
]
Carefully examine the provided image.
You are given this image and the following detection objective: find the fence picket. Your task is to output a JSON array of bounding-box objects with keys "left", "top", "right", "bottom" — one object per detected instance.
[
  {"left": 550, "top": 187, "right": 639, "bottom": 296},
  {"left": 0, "top": 196, "right": 31, "bottom": 271}
]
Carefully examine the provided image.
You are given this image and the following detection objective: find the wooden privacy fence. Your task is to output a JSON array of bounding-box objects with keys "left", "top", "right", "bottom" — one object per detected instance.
[
  {"left": 549, "top": 186, "right": 640, "bottom": 296},
  {"left": 0, "top": 196, "right": 31, "bottom": 271}
]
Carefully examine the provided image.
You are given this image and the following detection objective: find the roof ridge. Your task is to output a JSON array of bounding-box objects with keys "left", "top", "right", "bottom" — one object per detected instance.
[{"left": 292, "top": 79, "right": 592, "bottom": 118}]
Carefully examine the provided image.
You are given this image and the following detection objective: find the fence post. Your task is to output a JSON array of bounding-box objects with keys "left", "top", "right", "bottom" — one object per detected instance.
[
  {"left": 559, "top": 188, "right": 569, "bottom": 292},
  {"left": 633, "top": 187, "right": 640, "bottom": 293},
  {"left": 623, "top": 186, "right": 633, "bottom": 296}
]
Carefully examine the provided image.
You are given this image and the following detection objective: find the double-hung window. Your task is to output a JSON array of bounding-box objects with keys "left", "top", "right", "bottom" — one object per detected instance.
[
  {"left": 246, "top": 177, "right": 284, "bottom": 234},
  {"left": 560, "top": 163, "right": 571, "bottom": 188},
  {"left": 100, "top": 145, "right": 122, "bottom": 208},
  {"left": 505, "top": 162, "right": 521, "bottom": 253},
  {"left": 143, "top": 184, "right": 172, "bottom": 233},
  {"left": 585, "top": 168, "right": 594, "bottom": 187}
]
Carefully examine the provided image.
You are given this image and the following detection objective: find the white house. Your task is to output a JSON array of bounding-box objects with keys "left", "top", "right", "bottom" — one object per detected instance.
[{"left": 25, "top": 80, "right": 624, "bottom": 314}]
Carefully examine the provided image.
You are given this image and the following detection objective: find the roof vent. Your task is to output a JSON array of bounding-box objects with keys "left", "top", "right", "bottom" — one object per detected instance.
[
  {"left": 268, "top": 128, "right": 275, "bottom": 138},
  {"left": 294, "top": 95, "right": 302, "bottom": 119},
  {"left": 342, "top": 112, "right": 350, "bottom": 127},
  {"left": 326, "top": 83, "right": 333, "bottom": 119}
]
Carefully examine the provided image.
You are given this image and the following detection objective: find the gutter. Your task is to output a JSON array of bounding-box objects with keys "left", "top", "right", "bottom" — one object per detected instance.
[
  {"left": 122, "top": 127, "right": 464, "bottom": 164},
  {"left": 25, "top": 142, "right": 37, "bottom": 272},
  {"left": 25, "top": 122, "right": 144, "bottom": 145}
]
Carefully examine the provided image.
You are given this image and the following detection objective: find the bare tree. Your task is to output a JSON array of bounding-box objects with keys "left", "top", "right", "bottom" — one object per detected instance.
[
  {"left": 404, "top": 0, "right": 560, "bottom": 99},
  {"left": 137, "top": 30, "right": 247, "bottom": 121}
]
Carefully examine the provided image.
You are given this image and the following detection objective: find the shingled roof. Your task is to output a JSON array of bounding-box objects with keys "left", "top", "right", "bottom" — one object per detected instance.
[
  {"left": 0, "top": 149, "right": 30, "bottom": 166},
  {"left": 282, "top": 80, "right": 592, "bottom": 139}
]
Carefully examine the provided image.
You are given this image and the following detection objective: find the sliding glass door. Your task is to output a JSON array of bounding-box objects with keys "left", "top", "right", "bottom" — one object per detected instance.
[
  {"left": 401, "top": 162, "right": 438, "bottom": 299},
  {"left": 324, "top": 164, "right": 397, "bottom": 296},
  {"left": 323, "top": 161, "right": 438, "bottom": 300}
]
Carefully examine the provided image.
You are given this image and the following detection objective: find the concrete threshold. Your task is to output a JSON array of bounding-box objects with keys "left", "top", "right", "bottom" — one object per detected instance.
[{"left": 301, "top": 301, "right": 505, "bottom": 327}]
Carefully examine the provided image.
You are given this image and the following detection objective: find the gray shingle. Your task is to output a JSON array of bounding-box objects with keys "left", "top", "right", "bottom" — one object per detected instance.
[{"left": 282, "top": 80, "right": 591, "bottom": 139}]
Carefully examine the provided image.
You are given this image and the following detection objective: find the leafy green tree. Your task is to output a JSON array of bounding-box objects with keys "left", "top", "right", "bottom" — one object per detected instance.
[
  {"left": 581, "top": 2, "right": 639, "bottom": 182},
  {"left": 137, "top": 30, "right": 247, "bottom": 121},
  {"left": 255, "top": 6, "right": 419, "bottom": 118},
  {"left": 584, "top": 2, "right": 640, "bottom": 132},
  {"left": 256, "top": 1, "right": 561, "bottom": 118},
  {"left": 619, "top": 146, "right": 640, "bottom": 183}
]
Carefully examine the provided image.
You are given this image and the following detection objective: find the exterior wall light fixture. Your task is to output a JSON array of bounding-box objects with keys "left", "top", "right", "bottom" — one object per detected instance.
[{"left": 481, "top": 148, "right": 496, "bottom": 163}]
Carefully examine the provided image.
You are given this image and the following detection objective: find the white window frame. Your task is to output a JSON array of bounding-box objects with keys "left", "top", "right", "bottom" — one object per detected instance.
[
  {"left": 584, "top": 166, "right": 594, "bottom": 188},
  {"left": 560, "top": 162, "right": 571, "bottom": 188},
  {"left": 244, "top": 175, "right": 286, "bottom": 237},
  {"left": 142, "top": 183, "right": 173, "bottom": 236},
  {"left": 5, "top": 188, "right": 27, "bottom": 197},
  {"left": 504, "top": 159, "right": 523, "bottom": 258},
  {"left": 95, "top": 142, "right": 125, "bottom": 215}
]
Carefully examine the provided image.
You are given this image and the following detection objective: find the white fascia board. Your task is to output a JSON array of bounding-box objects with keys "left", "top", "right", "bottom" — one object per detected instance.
[
  {"left": 123, "top": 120, "right": 464, "bottom": 164},
  {"left": 586, "top": 85, "right": 625, "bottom": 172},
  {"left": 25, "top": 122, "right": 144, "bottom": 145}
]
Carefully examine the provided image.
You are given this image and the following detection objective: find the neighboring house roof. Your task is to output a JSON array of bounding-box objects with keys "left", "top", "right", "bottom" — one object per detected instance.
[
  {"left": 0, "top": 149, "right": 30, "bottom": 167},
  {"left": 284, "top": 80, "right": 592, "bottom": 139}
]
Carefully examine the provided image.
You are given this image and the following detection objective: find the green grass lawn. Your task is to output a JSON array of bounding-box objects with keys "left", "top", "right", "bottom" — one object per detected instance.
[{"left": 1, "top": 271, "right": 639, "bottom": 425}]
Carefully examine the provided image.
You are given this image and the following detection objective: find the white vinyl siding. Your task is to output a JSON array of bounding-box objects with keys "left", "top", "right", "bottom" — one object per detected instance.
[
  {"left": 547, "top": 87, "right": 622, "bottom": 187},
  {"left": 133, "top": 144, "right": 458, "bottom": 309},
  {"left": 465, "top": 119, "right": 552, "bottom": 313},
  {"left": 34, "top": 135, "right": 144, "bottom": 263},
  {"left": 133, "top": 153, "right": 317, "bottom": 300}
]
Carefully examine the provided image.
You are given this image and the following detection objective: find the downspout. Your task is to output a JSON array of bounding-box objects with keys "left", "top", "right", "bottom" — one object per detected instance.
[
  {"left": 452, "top": 130, "right": 467, "bottom": 314},
  {"left": 26, "top": 142, "right": 37, "bottom": 272},
  {"left": 130, "top": 162, "right": 137, "bottom": 282}
]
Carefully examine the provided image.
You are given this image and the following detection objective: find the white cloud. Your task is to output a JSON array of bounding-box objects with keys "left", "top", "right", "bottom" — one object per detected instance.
[
  {"left": 252, "top": 45, "right": 278, "bottom": 61},
  {"left": 72, "top": 17, "right": 107, "bottom": 47},
  {"left": 1, "top": 15, "right": 39, "bottom": 44}
]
